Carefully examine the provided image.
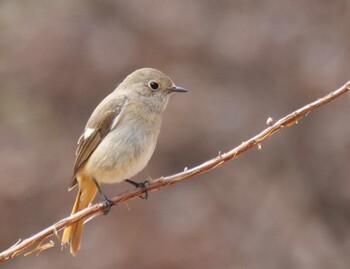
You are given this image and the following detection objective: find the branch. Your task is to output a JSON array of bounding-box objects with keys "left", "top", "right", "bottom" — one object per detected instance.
[{"left": 1, "top": 81, "right": 349, "bottom": 262}]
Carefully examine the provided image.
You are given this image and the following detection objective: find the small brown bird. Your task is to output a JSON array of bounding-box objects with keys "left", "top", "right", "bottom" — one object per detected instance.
[{"left": 61, "top": 68, "right": 187, "bottom": 256}]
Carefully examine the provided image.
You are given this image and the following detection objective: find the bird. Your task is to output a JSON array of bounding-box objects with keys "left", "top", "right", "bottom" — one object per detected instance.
[{"left": 61, "top": 68, "right": 187, "bottom": 256}]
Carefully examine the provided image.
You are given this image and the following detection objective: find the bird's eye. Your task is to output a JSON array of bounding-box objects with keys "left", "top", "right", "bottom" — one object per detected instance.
[{"left": 149, "top": 81, "right": 159, "bottom": 91}]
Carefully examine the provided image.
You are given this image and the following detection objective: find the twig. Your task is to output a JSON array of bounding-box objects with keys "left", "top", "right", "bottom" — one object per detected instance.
[{"left": 1, "top": 81, "right": 349, "bottom": 262}]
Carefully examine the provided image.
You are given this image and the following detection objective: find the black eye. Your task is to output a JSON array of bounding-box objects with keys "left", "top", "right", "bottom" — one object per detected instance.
[{"left": 149, "top": 81, "right": 159, "bottom": 91}]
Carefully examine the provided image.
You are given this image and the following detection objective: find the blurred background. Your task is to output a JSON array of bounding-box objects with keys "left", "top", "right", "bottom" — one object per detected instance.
[{"left": 1, "top": 0, "right": 350, "bottom": 268}]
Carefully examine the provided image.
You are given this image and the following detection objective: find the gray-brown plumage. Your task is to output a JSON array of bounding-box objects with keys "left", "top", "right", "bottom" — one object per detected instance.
[
  {"left": 62, "top": 68, "right": 187, "bottom": 256},
  {"left": 70, "top": 95, "right": 127, "bottom": 189}
]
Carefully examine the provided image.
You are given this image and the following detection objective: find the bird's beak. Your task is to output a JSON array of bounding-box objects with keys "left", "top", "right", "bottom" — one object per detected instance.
[{"left": 170, "top": 85, "right": 188, "bottom": 93}]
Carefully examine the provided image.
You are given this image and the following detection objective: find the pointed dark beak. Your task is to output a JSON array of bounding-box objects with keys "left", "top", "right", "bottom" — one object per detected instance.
[{"left": 171, "top": 86, "right": 188, "bottom": 93}]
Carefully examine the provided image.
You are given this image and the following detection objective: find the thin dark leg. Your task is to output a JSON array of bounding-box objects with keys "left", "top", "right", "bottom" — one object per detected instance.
[
  {"left": 125, "top": 179, "right": 150, "bottom": 200},
  {"left": 93, "top": 179, "right": 114, "bottom": 215}
]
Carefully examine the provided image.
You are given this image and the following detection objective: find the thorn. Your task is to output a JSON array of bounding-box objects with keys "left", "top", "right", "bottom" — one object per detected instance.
[
  {"left": 123, "top": 201, "right": 131, "bottom": 212},
  {"left": 266, "top": 117, "right": 274, "bottom": 126},
  {"left": 52, "top": 225, "right": 61, "bottom": 242},
  {"left": 24, "top": 240, "right": 55, "bottom": 256}
]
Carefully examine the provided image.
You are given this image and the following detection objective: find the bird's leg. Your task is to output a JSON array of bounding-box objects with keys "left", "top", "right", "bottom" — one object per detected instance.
[
  {"left": 93, "top": 179, "right": 114, "bottom": 215},
  {"left": 125, "top": 179, "right": 150, "bottom": 200}
]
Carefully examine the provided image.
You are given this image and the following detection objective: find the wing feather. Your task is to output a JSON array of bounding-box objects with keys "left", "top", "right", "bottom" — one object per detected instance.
[{"left": 69, "top": 95, "right": 127, "bottom": 189}]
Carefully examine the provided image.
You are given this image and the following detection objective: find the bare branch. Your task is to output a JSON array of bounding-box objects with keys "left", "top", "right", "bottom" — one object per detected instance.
[{"left": 1, "top": 81, "right": 349, "bottom": 262}]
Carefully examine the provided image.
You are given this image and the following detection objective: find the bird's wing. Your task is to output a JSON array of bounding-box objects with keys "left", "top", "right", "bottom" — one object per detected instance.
[{"left": 69, "top": 95, "right": 128, "bottom": 189}]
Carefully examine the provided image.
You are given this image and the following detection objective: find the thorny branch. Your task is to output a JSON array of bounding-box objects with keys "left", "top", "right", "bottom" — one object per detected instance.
[{"left": 1, "top": 81, "right": 349, "bottom": 262}]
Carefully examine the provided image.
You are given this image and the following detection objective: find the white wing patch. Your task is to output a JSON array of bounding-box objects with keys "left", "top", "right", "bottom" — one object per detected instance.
[
  {"left": 83, "top": 128, "right": 95, "bottom": 139},
  {"left": 110, "top": 99, "right": 128, "bottom": 130}
]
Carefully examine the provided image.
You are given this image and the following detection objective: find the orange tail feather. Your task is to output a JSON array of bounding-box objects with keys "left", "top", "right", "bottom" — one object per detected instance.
[{"left": 62, "top": 176, "right": 98, "bottom": 256}]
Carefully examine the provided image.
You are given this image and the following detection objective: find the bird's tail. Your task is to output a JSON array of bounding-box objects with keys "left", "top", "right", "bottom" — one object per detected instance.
[{"left": 61, "top": 176, "right": 98, "bottom": 256}]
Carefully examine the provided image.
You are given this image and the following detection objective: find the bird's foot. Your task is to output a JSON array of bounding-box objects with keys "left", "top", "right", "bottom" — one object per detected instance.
[
  {"left": 125, "top": 179, "right": 150, "bottom": 200},
  {"left": 93, "top": 178, "right": 114, "bottom": 215},
  {"left": 101, "top": 194, "right": 114, "bottom": 215}
]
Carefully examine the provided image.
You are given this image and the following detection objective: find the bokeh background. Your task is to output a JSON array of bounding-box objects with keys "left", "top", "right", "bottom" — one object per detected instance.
[{"left": 1, "top": 1, "right": 350, "bottom": 268}]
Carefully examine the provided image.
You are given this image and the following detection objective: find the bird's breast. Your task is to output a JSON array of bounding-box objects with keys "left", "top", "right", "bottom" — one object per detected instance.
[{"left": 82, "top": 111, "right": 161, "bottom": 184}]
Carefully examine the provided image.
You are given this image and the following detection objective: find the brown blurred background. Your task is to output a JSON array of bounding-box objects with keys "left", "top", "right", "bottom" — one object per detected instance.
[{"left": 1, "top": 0, "right": 350, "bottom": 268}]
